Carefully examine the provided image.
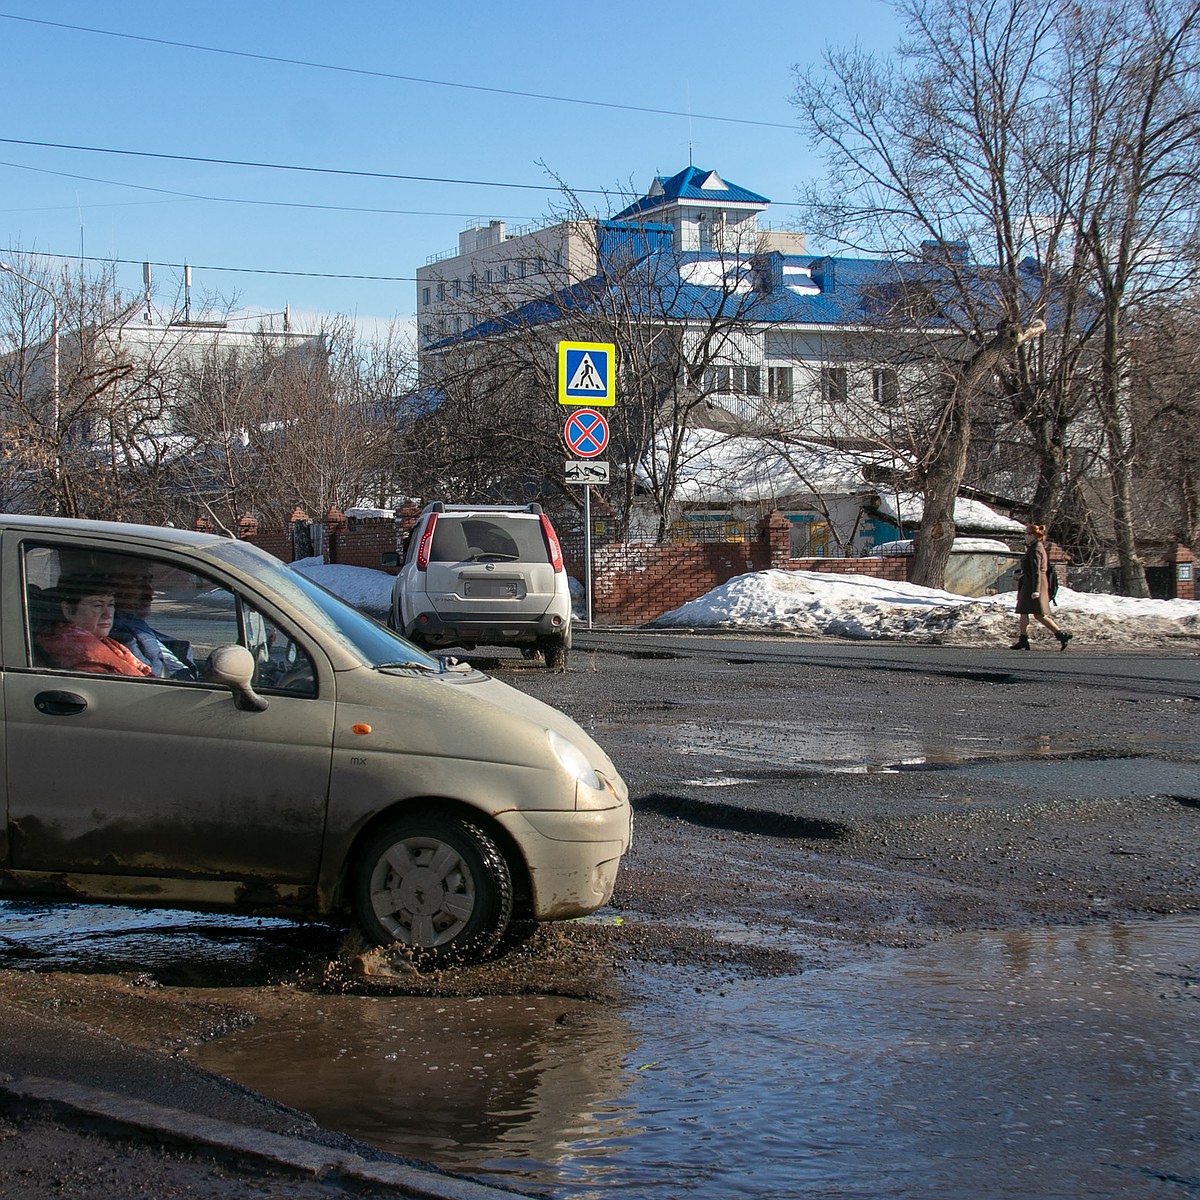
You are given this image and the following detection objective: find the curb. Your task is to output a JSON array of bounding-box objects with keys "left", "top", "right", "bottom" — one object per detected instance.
[{"left": 2, "top": 1075, "right": 518, "bottom": 1200}]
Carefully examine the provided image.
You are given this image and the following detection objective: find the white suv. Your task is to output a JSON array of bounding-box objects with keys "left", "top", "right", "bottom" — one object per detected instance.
[{"left": 388, "top": 503, "right": 573, "bottom": 670}]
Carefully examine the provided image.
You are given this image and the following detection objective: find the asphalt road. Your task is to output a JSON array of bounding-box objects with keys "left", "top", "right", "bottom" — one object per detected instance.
[{"left": 2, "top": 628, "right": 1197, "bottom": 1196}]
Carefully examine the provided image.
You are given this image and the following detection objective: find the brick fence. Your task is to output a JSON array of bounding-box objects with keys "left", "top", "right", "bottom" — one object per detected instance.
[
  {"left": 234, "top": 506, "right": 913, "bottom": 626},
  {"left": 583, "top": 512, "right": 912, "bottom": 625}
]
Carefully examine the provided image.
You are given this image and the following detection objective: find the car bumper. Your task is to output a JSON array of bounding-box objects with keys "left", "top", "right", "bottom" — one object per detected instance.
[
  {"left": 409, "top": 609, "right": 569, "bottom": 646},
  {"left": 496, "top": 799, "right": 632, "bottom": 920}
]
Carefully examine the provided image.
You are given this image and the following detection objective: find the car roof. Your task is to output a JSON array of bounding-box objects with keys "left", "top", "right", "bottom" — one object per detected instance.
[{"left": 0, "top": 513, "right": 235, "bottom": 549}]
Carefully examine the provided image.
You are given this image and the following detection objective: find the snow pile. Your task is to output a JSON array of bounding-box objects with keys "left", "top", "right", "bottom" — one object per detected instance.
[
  {"left": 651, "top": 569, "right": 1200, "bottom": 646},
  {"left": 290, "top": 558, "right": 1200, "bottom": 647},
  {"left": 291, "top": 558, "right": 394, "bottom": 619}
]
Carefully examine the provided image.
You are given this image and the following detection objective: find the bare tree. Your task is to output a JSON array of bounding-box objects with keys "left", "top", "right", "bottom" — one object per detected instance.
[
  {"left": 169, "top": 319, "right": 410, "bottom": 530},
  {"left": 1126, "top": 296, "right": 1200, "bottom": 550},
  {"left": 793, "top": 0, "right": 1199, "bottom": 591},
  {"left": 1050, "top": 0, "right": 1200, "bottom": 594},
  {"left": 418, "top": 192, "right": 781, "bottom": 541},
  {"left": 0, "top": 258, "right": 142, "bottom": 517}
]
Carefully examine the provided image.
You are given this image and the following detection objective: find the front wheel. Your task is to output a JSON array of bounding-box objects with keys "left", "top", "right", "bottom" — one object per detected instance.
[{"left": 352, "top": 815, "right": 514, "bottom": 965}]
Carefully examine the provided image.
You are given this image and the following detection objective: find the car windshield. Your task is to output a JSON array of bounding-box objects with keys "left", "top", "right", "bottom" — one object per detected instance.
[{"left": 207, "top": 542, "right": 441, "bottom": 670}]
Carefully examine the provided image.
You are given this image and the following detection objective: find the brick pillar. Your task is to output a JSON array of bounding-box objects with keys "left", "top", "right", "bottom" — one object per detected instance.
[
  {"left": 1047, "top": 542, "right": 1072, "bottom": 593},
  {"left": 760, "top": 510, "right": 792, "bottom": 569},
  {"left": 324, "top": 507, "right": 347, "bottom": 564},
  {"left": 237, "top": 513, "right": 258, "bottom": 540},
  {"left": 1170, "top": 543, "right": 1196, "bottom": 600}
]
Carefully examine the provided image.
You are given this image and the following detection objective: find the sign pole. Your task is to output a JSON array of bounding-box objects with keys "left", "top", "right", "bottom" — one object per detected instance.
[{"left": 584, "top": 486, "right": 593, "bottom": 629}]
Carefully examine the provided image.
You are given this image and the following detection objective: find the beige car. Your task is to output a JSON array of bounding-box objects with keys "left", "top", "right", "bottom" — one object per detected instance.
[{"left": 0, "top": 515, "right": 630, "bottom": 964}]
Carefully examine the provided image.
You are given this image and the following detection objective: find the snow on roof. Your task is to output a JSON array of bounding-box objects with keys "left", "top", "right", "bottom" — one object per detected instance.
[
  {"left": 874, "top": 492, "right": 1025, "bottom": 534},
  {"left": 645, "top": 429, "right": 895, "bottom": 504},
  {"left": 876, "top": 537, "right": 1014, "bottom": 555}
]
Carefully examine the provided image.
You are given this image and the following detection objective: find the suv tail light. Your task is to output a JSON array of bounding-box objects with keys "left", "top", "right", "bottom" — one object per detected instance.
[
  {"left": 540, "top": 514, "right": 564, "bottom": 573},
  {"left": 415, "top": 513, "right": 438, "bottom": 570}
]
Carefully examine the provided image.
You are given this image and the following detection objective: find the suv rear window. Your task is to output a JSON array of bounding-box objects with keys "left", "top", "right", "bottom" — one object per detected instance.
[{"left": 428, "top": 516, "right": 549, "bottom": 564}]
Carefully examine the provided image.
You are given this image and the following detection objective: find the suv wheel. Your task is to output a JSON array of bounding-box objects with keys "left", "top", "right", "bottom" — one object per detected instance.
[
  {"left": 540, "top": 635, "right": 568, "bottom": 673},
  {"left": 353, "top": 815, "right": 514, "bottom": 965}
]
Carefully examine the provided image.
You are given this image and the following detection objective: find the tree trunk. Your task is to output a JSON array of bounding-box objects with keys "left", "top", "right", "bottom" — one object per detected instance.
[
  {"left": 1100, "top": 310, "right": 1150, "bottom": 597},
  {"left": 910, "top": 320, "right": 1046, "bottom": 589}
]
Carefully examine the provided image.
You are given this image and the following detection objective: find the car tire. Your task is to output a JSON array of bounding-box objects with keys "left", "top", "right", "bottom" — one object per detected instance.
[
  {"left": 541, "top": 636, "right": 568, "bottom": 673},
  {"left": 352, "top": 815, "right": 514, "bottom": 965}
]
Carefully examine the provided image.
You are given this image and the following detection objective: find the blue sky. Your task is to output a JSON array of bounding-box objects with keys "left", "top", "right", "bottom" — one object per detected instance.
[{"left": 1, "top": 1, "right": 902, "bottom": 334}]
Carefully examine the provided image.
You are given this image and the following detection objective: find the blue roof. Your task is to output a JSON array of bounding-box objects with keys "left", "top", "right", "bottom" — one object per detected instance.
[
  {"left": 612, "top": 166, "right": 770, "bottom": 220},
  {"left": 427, "top": 237, "right": 1057, "bottom": 349}
]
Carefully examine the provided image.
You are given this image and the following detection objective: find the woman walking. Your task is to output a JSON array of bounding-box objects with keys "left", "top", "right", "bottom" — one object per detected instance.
[{"left": 1012, "top": 524, "right": 1072, "bottom": 651}]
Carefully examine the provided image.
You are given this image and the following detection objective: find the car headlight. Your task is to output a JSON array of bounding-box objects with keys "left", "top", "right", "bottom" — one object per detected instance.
[{"left": 547, "top": 728, "right": 603, "bottom": 791}]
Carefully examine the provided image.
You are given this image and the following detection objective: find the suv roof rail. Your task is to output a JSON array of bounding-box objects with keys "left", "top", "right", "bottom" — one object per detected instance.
[{"left": 420, "top": 502, "right": 545, "bottom": 515}]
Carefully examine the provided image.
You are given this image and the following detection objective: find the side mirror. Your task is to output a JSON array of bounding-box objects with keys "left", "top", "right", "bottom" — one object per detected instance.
[{"left": 205, "top": 645, "right": 269, "bottom": 712}]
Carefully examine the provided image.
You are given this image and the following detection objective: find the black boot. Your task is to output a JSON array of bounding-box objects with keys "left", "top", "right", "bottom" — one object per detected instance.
[
  {"left": 1010, "top": 634, "right": 1030, "bottom": 651},
  {"left": 1057, "top": 630, "right": 1072, "bottom": 651}
]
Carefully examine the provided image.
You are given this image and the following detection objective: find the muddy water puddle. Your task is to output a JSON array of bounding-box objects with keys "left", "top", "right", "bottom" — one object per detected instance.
[{"left": 188, "top": 917, "right": 1200, "bottom": 1199}]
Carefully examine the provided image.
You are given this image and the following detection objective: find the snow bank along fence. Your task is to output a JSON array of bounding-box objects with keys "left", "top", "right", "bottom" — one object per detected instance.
[
  {"left": 224, "top": 509, "right": 1194, "bottom": 624},
  {"left": 227, "top": 507, "right": 909, "bottom": 626}
]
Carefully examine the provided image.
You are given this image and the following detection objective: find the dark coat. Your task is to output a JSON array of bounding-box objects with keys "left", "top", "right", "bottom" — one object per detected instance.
[{"left": 1015, "top": 540, "right": 1051, "bottom": 617}]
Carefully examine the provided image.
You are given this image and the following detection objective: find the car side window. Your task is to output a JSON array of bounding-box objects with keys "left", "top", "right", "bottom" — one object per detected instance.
[
  {"left": 20, "top": 543, "right": 314, "bottom": 695},
  {"left": 240, "top": 597, "right": 317, "bottom": 696},
  {"left": 23, "top": 544, "right": 228, "bottom": 680}
]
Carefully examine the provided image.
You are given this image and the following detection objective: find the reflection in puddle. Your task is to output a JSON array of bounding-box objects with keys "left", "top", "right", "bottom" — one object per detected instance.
[{"left": 191, "top": 918, "right": 1200, "bottom": 1199}]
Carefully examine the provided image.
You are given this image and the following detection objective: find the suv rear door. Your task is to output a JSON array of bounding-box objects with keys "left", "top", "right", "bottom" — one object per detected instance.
[{"left": 414, "top": 513, "right": 557, "bottom": 622}]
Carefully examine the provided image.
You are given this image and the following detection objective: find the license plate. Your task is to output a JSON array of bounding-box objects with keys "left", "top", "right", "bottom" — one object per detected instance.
[{"left": 463, "top": 579, "right": 520, "bottom": 599}]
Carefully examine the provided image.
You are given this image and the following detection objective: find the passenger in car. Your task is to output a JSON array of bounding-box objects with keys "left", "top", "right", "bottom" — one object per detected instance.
[
  {"left": 36, "top": 575, "right": 154, "bottom": 677},
  {"left": 105, "top": 557, "right": 198, "bottom": 679}
]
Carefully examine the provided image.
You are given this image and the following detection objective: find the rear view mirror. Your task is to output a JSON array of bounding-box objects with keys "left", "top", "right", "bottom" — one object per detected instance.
[{"left": 205, "top": 644, "right": 269, "bottom": 712}]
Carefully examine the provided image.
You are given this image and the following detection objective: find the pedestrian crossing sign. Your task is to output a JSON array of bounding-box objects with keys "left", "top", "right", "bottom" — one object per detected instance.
[{"left": 558, "top": 341, "right": 615, "bottom": 406}]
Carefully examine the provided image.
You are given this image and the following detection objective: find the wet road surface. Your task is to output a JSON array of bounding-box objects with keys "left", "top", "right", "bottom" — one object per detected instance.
[{"left": 1, "top": 634, "right": 1197, "bottom": 1197}]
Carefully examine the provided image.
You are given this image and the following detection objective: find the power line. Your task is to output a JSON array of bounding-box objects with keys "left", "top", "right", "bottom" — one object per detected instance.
[
  {"left": 0, "top": 159, "right": 535, "bottom": 222},
  {"left": 0, "top": 247, "right": 417, "bottom": 284},
  {"left": 0, "top": 136, "right": 628, "bottom": 198},
  {"left": 0, "top": 138, "right": 808, "bottom": 210},
  {"left": 0, "top": 12, "right": 798, "bottom": 132}
]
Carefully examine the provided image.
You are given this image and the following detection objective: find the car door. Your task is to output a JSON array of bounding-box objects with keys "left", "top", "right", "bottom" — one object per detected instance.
[{"left": 2, "top": 537, "right": 336, "bottom": 897}]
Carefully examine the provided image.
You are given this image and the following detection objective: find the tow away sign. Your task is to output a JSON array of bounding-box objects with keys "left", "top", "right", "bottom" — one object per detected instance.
[
  {"left": 565, "top": 460, "right": 609, "bottom": 484},
  {"left": 558, "top": 341, "right": 615, "bottom": 405}
]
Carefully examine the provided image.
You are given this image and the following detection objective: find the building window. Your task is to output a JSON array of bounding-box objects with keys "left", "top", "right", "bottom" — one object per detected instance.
[
  {"left": 768, "top": 366, "right": 793, "bottom": 403},
  {"left": 421, "top": 287, "right": 431, "bottom": 306},
  {"left": 501, "top": 264, "right": 510, "bottom": 282},
  {"left": 821, "top": 366, "right": 848, "bottom": 405},
  {"left": 453, "top": 279, "right": 461, "bottom": 298},
  {"left": 436, "top": 282, "right": 446, "bottom": 302},
  {"left": 518, "top": 260, "right": 527, "bottom": 279},
  {"left": 469, "top": 275, "right": 478, "bottom": 294},
  {"left": 485, "top": 269, "right": 493, "bottom": 284},
  {"left": 704, "top": 365, "right": 761, "bottom": 395},
  {"left": 873, "top": 367, "right": 900, "bottom": 407}
]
